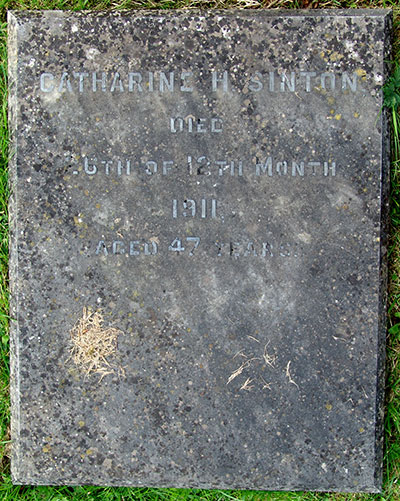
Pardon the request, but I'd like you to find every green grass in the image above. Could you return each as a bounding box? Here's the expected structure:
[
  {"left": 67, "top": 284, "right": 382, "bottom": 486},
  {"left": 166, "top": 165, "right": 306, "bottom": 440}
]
[
  {"left": 1, "top": 2, "right": 400, "bottom": 500},
  {"left": 0, "top": 10, "right": 10, "bottom": 492}
]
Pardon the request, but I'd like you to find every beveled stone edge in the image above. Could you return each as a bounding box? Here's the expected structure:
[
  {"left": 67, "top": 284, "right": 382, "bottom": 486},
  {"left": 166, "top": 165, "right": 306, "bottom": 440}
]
[
  {"left": 373, "top": 9, "right": 393, "bottom": 493},
  {"left": 7, "top": 8, "right": 393, "bottom": 20},
  {"left": 7, "top": 10, "right": 22, "bottom": 484}
]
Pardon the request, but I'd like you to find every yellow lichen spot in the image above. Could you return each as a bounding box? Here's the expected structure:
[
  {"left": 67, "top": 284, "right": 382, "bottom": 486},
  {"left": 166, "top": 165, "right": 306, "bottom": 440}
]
[
  {"left": 73, "top": 215, "right": 88, "bottom": 230},
  {"left": 354, "top": 112, "right": 360, "bottom": 118},
  {"left": 187, "top": 328, "right": 191, "bottom": 333},
  {"left": 330, "top": 109, "right": 335, "bottom": 115},
  {"left": 42, "top": 445, "right": 51, "bottom": 453},
  {"left": 320, "top": 51, "right": 325, "bottom": 58},
  {"left": 355, "top": 68, "right": 366, "bottom": 78},
  {"left": 84, "top": 189, "right": 89, "bottom": 196},
  {"left": 86, "top": 449, "right": 94, "bottom": 455},
  {"left": 325, "top": 403, "right": 332, "bottom": 411},
  {"left": 329, "top": 52, "right": 343, "bottom": 62},
  {"left": 95, "top": 117, "right": 101, "bottom": 122},
  {"left": 78, "top": 420, "right": 85, "bottom": 427},
  {"left": 359, "top": 427, "right": 365, "bottom": 433},
  {"left": 95, "top": 203, "right": 101, "bottom": 209},
  {"left": 334, "top": 114, "right": 342, "bottom": 121},
  {"left": 327, "top": 96, "right": 335, "bottom": 105}
]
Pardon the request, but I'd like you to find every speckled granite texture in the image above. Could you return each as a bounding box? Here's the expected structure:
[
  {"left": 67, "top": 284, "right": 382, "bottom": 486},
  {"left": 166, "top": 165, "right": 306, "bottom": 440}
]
[{"left": 8, "top": 9, "right": 391, "bottom": 491}]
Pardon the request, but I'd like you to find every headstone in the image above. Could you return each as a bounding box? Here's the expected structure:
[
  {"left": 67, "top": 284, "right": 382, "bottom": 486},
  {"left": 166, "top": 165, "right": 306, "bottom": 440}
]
[{"left": 9, "top": 9, "right": 391, "bottom": 492}]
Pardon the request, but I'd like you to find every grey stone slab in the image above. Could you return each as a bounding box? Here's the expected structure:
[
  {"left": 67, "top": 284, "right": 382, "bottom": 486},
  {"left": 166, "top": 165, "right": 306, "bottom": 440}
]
[{"left": 8, "top": 9, "right": 391, "bottom": 492}]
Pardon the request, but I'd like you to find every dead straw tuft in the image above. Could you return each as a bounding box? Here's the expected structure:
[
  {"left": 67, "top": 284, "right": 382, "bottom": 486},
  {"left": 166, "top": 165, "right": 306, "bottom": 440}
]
[{"left": 69, "top": 307, "right": 123, "bottom": 378}]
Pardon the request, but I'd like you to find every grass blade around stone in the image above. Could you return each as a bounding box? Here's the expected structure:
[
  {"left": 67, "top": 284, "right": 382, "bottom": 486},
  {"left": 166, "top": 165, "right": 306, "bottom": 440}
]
[{"left": 0, "top": 19, "right": 10, "bottom": 485}]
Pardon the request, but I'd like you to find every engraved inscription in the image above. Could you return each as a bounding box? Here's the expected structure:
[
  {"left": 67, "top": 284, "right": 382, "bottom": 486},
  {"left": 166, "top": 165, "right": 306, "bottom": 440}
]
[
  {"left": 41, "top": 64, "right": 346, "bottom": 268},
  {"left": 170, "top": 117, "right": 223, "bottom": 133},
  {"left": 168, "top": 237, "right": 201, "bottom": 255},
  {"left": 172, "top": 199, "right": 217, "bottom": 219},
  {"left": 40, "top": 69, "right": 362, "bottom": 94},
  {"left": 95, "top": 239, "right": 158, "bottom": 256},
  {"left": 94, "top": 237, "right": 297, "bottom": 258},
  {"left": 76, "top": 155, "right": 336, "bottom": 178}
]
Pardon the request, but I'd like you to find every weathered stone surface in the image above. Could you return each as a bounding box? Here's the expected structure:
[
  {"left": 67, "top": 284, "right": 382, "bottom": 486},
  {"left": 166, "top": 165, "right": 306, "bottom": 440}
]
[{"left": 9, "top": 9, "right": 391, "bottom": 491}]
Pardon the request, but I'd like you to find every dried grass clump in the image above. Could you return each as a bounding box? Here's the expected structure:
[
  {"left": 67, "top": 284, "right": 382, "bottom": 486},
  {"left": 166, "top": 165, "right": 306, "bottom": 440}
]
[{"left": 69, "top": 307, "right": 123, "bottom": 378}]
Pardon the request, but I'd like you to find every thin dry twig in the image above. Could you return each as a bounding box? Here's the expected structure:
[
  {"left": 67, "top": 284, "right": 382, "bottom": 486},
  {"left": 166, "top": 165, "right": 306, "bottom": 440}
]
[
  {"left": 260, "top": 376, "right": 272, "bottom": 390},
  {"left": 240, "top": 377, "right": 254, "bottom": 391},
  {"left": 227, "top": 361, "right": 249, "bottom": 384},
  {"left": 233, "top": 349, "right": 247, "bottom": 360},
  {"left": 263, "top": 343, "right": 277, "bottom": 367},
  {"left": 285, "top": 361, "right": 299, "bottom": 389},
  {"left": 69, "top": 307, "right": 123, "bottom": 378}
]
